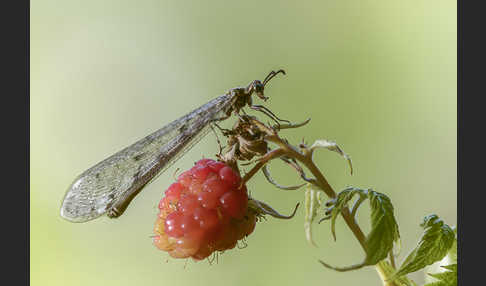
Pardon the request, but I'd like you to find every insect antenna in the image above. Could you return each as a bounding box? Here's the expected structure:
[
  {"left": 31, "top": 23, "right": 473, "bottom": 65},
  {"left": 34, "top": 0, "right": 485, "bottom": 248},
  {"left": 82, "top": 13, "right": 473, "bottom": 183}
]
[{"left": 263, "top": 69, "right": 286, "bottom": 86}]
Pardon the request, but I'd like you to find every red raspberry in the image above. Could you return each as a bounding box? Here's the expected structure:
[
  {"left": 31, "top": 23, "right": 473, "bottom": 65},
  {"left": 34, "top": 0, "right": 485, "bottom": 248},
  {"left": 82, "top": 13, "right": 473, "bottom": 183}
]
[{"left": 153, "top": 158, "right": 257, "bottom": 261}]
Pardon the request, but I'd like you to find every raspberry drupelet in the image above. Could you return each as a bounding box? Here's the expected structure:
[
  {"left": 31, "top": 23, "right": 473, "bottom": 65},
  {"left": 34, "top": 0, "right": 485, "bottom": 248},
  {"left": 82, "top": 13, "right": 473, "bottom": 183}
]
[{"left": 153, "top": 159, "right": 256, "bottom": 261}]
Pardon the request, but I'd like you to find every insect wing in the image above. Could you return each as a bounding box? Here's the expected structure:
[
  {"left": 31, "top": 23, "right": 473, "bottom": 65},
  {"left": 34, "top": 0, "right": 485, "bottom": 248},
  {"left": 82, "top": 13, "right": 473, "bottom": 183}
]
[{"left": 60, "top": 94, "right": 234, "bottom": 222}]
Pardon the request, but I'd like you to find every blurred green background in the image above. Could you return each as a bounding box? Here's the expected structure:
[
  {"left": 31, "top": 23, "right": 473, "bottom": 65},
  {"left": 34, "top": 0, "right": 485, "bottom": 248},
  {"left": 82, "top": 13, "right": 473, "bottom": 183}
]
[{"left": 31, "top": 0, "right": 456, "bottom": 285}]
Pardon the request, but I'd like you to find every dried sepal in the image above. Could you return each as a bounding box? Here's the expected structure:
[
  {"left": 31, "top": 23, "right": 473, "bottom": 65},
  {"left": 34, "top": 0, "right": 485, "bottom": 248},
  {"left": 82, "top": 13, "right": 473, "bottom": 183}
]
[
  {"left": 310, "top": 139, "right": 353, "bottom": 175},
  {"left": 262, "top": 165, "right": 306, "bottom": 191},
  {"left": 304, "top": 186, "right": 323, "bottom": 247},
  {"left": 248, "top": 198, "right": 300, "bottom": 220}
]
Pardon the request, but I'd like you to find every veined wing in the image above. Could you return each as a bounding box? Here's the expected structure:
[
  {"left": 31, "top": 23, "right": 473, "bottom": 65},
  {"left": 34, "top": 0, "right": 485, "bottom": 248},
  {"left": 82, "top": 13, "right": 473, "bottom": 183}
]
[{"left": 60, "top": 93, "right": 234, "bottom": 222}]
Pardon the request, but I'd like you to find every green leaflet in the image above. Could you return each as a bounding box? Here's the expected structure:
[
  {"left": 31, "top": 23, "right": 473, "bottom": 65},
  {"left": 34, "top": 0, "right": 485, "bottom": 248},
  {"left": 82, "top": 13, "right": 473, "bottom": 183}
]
[
  {"left": 323, "top": 187, "right": 400, "bottom": 269},
  {"left": 392, "top": 215, "right": 455, "bottom": 279},
  {"left": 364, "top": 191, "right": 401, "bottom": 265},
  {"left": 329, "top": 187, "right": 364, "bottom": 241},
  {"left": 304, "top": 186, "right": 323, "bottom": 246},
  {"left": 447, "top": 227, "right": 457, "bottom": 262},
  {"left": 424, "top": 264, "right": 457, "bottom": 286}
]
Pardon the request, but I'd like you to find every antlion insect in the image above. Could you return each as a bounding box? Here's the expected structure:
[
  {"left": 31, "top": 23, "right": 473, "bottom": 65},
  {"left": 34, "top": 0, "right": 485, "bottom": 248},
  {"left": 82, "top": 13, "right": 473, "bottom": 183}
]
[{"left": 60, "top": 70, "right": 286, "bottom": 223}]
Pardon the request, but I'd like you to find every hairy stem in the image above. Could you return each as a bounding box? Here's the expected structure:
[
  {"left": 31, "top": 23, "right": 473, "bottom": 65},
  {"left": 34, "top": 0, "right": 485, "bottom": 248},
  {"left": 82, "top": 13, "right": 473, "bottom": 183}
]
[
  {"left": 238, "top": 117, "right": 396, "bottom": 285},
  {"left": 279, "top": 143, "right": 367, "bottom": 249},
  {"left": 264, "top": 135, "right": 396, "bottom": 286}
]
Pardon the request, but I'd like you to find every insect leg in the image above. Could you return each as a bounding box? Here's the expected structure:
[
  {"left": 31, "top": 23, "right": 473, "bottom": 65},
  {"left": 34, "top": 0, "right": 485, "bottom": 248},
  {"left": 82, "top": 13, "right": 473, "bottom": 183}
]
[
  {"left": 250, "top": 104, "right": 290, "bottom": 123},
  {"left": 212, "top": 122, "right": 233, "bottom": 136},
  {"left": 209, "top": 123, "right": 224, "bottom": 156}
]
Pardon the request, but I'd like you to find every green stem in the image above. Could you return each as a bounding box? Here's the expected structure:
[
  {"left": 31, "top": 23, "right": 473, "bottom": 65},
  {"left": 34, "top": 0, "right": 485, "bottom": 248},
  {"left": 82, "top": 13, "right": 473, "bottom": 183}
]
[
  {"left": 241, "top": 118, "right": 396, "bottom": 285},
  {"left": 302, "top": 156, "right": 397, "bottom": 286},
  {"left": 266, "top": 137, "right": 396, "bottom": 286},
  {"left": 376, "top": 261, "right": 397, "bottom": 286},
  {"left": 271, "top": 139, "right": 367, "bottom": 248}
]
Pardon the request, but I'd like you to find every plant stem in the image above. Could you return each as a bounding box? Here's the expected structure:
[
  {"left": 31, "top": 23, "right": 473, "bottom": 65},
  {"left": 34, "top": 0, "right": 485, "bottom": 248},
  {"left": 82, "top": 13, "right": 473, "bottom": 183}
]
[
  {"left": 240, "top": 118, "right": 396, "bottom": 285},
  {"left": 280, "top": 144, "right": 368, "bottom": 249},
  {"left": 265, "top": 136, "right": 396, "bottom": 286},
  {"left": 389, "top": 251, "right": 396, "bottom": 269}
]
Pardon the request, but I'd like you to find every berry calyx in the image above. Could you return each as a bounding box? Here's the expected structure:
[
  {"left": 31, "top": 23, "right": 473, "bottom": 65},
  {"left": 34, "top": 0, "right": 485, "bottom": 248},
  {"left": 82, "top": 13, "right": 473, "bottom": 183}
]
[{"left": 153, "top": 158, "right": 256, "bottom": 261}]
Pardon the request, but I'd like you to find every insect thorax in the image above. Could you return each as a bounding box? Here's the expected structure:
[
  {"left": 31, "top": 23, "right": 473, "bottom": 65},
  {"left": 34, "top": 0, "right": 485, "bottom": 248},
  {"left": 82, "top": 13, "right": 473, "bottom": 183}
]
[{"left": 228, "top": 87, "right": 251, "bottom": 115}]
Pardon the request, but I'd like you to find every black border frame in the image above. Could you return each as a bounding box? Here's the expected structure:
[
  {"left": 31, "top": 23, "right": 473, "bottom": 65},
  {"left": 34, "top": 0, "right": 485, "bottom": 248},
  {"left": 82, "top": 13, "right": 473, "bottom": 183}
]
[{"left": 4, "top": 0, "right": 29, "bottom": 285}]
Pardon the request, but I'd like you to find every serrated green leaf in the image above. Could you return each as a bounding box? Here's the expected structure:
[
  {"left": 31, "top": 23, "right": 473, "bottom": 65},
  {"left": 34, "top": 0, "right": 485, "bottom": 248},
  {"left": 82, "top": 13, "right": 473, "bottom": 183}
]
[
  {"left": 304, "top": 186, "right": 323, "bottom": 246},
  {"left": 447, "top": 227, "right": 457, "bottom": 263},
  {"left": 323, "top": 187, "right": 399, "bottom": 266},
  {"left": 364, "top": 191, "right": 400, "bottom": 265},
  {"left": 393, "top": 215, "right": 455, "bottom": 279},
  {"left": 329, "top": 187, "right": 363, "bottom": 241},
  {"left": 424, "top": 264, "right": 457, "bottom": 286},
  {"left": 310, "top": 139, "right": 353, "bottom": 175},
  {"left": 319, "top": 187, "right": 399, "bottom": 271},
  {"left": 424, "top": 227, "right": 457, "bottom": 284}
]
